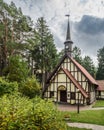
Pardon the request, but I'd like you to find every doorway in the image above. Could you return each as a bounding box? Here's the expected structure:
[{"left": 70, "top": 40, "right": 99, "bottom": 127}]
[{"left": 60, "top": 90, "right": 67, "bottom": 102}]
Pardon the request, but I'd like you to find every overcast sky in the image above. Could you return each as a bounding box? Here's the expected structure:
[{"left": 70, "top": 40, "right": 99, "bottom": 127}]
[{"left": 4, "top": 0, "right": 104, "bottom": 65}]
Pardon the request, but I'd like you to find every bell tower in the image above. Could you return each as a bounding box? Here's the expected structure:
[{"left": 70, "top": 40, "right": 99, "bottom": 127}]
[{"left": 64, "top": 15, "right": 73, "bottom": 56}]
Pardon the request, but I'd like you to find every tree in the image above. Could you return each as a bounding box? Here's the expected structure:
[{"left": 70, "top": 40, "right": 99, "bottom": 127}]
[
  {"left": 0, "top": 0, "right": 33, "bottom": 76},
  {"left": 96, "top": 46, "right": 104, "bottom": 80},
  {"left": 4, "top": 55, "right": 29, "bottom": 82},
  {"left": 73, "top": 46, "right": 83, "bottom": 64},
  {"left": 31, "top": 17, "right": 58, "bottom": 82},
  {"left": 82, "top": 56, "right": 96, "bottom": 77}
]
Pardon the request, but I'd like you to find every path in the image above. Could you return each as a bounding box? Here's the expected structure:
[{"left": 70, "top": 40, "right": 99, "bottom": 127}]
[{"left": 67, "top": 123, "right": 104, "bottom": 130}]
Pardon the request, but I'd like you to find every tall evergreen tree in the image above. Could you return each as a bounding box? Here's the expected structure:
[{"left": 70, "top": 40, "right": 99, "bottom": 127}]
[
  {"left": 73, "top": 46, "right": 83, "bottom": 64},
  {"left": 82, "top": 56, "right": 96, "bottom": 77},
  {"left": 31, "top": 17, "right": 58, "bottom": 82},
  {"left": 0, "top": 0, "right": 33, "bottom": 76},
  {"left": 96, "top": 46, "right": 104, "bottom": 80}
]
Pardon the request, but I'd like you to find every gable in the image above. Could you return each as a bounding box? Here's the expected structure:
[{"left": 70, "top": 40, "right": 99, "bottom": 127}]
[
  {"left": 44, "top": 54, "right": 97, "bottom": 94},
  {"left": 56, "top": 56, "right": 89, "bottom": 88},
  {"left": 50, "top": 69, "right": 70, "bottom": 84}
]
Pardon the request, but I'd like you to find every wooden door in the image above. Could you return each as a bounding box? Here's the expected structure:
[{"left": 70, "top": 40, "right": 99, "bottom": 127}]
[{"left": 60, "top": 90, "right": 67, "bottom": 102}]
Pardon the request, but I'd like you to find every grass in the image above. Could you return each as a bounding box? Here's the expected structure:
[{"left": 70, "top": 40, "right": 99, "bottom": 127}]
[
  {"left": 67, "top": 126, "right": 92, "bottom": 130},
  {"left": 62, "top": 110, "right": 104, "bottom": 126},
  {"left": 93, "top": 100, "right": 104, "bottom": 107}
]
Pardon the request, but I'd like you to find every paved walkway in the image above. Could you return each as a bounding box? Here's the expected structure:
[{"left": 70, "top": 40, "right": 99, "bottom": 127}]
[{"left": 67, "top": 123, "right": 104, "bottom": 130}]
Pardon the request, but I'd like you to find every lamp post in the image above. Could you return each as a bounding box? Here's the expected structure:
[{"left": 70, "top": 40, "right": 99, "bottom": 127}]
[{"left": 77, "top": 89, "right": 80, "bottom": 114}]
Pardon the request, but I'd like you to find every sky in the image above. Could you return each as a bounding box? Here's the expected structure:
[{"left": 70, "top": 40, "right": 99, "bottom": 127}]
[{"left": 4, "top": 0, "right": 104, "bottom": 66}]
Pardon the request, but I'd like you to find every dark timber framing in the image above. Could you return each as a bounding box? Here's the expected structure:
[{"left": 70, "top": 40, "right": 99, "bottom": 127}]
[{"left": 43, "top": 54, "right": 98, "bottom": 105}]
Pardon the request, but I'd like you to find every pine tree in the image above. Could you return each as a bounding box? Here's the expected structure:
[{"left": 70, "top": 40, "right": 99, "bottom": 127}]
[
  {"left": 96, "top": 46, "right": 104, "bottom": 80},
  {"left": 31, "top": 17, "right": 58, "bottom": 82},
  {"left": 82, "top": 56, "right": 96, "bottom": 77}
]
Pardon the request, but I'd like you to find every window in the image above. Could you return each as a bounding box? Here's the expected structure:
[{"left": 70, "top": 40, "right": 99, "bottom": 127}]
[
  {"left": 50, "top": 91, "right": 54, "bottom": 98},
  {"left": 70, "top": 92, "right": 75, "bottom": 99},
  {"left": 99, "top": 91, "right": 101, "bottom": 96}
]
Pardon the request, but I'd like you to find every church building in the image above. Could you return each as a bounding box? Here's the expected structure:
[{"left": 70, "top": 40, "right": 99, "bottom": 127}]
[{"left": 43, "top": 16, "right": 98, "bottom": 105}]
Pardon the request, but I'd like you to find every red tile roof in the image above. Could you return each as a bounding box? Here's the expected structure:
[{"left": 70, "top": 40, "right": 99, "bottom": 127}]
[
  {"left": 96, "top": 80, "right": 104, "bottom": 91},
  {"left": 70, "top": 57, "right": 98, "bottom": 85},
  {"left": 62, "top": 68, "right": 88, "bottom": 98}
]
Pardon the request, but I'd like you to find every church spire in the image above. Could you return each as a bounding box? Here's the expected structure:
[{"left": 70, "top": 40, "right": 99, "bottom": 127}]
[
  {"left": 64, "top": 15, "right": 73, "bottom": 56},
  {"left": 66, "top": 14, "right": 71, "bottom": 40}
]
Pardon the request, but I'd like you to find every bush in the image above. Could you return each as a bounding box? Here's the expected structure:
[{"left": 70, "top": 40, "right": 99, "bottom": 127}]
[
  {"left": 29, "top": 98, "right": 67, "bottom": 130},
  {"left": 0, "top": 94, "right": 32, "bottom": 130},
  {"left": 4, "top": 55, "right": 29, "bottom": 82},
  {"left": 0, "top": 95, "right": 67, "bottom": 130},
  {"left": 19, "top": 76, "right": 41, "bottom": 98},
  {"left": 0, "top": 77, "right": 18, "bottom": 96}
]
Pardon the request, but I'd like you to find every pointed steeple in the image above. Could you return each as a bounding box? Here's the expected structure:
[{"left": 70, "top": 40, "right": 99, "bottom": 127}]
[
  {"left": 64, "top": 15, "right": 73, "bottom": 56},
  {"left": 66, "top": 15, "right": 71, "bottom": 40}
]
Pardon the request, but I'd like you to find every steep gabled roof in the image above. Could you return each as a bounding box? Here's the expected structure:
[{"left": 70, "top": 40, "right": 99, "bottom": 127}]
[
  {"left": 62, "top": 68, "right": 88, "bottom": 98},
  {"left": 46, "top": 54, "right": 97, "bottom": 85},
  {"left": 43, "top": 54, "right": 98, "bottom": 95},
  {"left": 70, "top": 57, "right": 98, "bottom": 85},
  {"left": 96, "top": 80, "right": 104, "bottom": 91}
]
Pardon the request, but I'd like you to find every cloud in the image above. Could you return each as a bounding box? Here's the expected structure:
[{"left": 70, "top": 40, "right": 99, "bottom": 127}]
[
  {"left": 3, "top": 0, "right": 104, "bottom": 66},
  {"left": 75, "top": 15, "right": 104, "bottom": 35},
  {"left": 72, "top": 15, "right": 104, "bottom": 65}
]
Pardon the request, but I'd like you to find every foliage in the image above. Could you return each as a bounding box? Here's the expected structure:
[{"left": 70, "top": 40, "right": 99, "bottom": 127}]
[
  {"left": 0, "top": 77, "right": 18, "bottom": 96},
  {"left": 0, "top": 94, "right": 32, "bottom": 130},
  {"left": 72, "top": 46, "right": 96, "bottom": 77},
  {"left": 31, "top": 17, "right": 58, "bottom": 80},
  {"left": 19, "top": 76, "right": 41, "bottom": 98},
  {"left": 82, "top": 56, "right": 96, "bottom": 77},
  {"left": 0, "top": 0, "right": 33, "bottom": 76},
  {"left": 73, "top": 46, "right": 83, "bottom": 65},
  {"left": 96, "top": 46, "right": 104, "bottom": 80},
  {"left": 4, "top": 55, "right": 29, "bottom": 82},
  {"left": 0, "top": 95, "right": 67, "bottom": 130}
]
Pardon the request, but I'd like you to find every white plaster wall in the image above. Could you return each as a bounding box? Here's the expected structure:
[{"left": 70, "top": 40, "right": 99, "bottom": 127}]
[{"left": 58, "top": 73, "right": 66, "bottom": 82}]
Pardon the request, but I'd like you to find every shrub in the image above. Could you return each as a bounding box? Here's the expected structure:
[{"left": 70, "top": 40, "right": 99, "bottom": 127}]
[
  {"left": 0, "top": 77, "right": 18, "bottom": 96},
  {"left": 0, "top": 95, "right": 67, "bottom": 130},
  {"left": 29, "top": 98, "right": 67, "bottom": 130},
  {"left": 19, "top": 76, "right": 41, "bottom": 98}
]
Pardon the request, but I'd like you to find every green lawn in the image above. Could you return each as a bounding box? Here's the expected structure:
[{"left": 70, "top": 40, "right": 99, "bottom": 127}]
[
  {"left": 93, "top": 100, "right": 104, "bottom": 107},
  {"left": 62, "top": 110, "right": 104, "bottom": 126},
  {"left": 67, "top": 126, "right": 92, "bottom": 130}
]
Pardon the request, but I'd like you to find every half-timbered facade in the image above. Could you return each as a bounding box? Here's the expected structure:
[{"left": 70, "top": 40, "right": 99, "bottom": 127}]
[{"left": 43, "top": 16, "right": 98, "bottom": 105}]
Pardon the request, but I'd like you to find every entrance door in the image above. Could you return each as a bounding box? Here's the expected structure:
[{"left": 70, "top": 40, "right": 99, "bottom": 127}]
[{"left": 60, "top": 90, "right": 67, "bottom": 102}]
